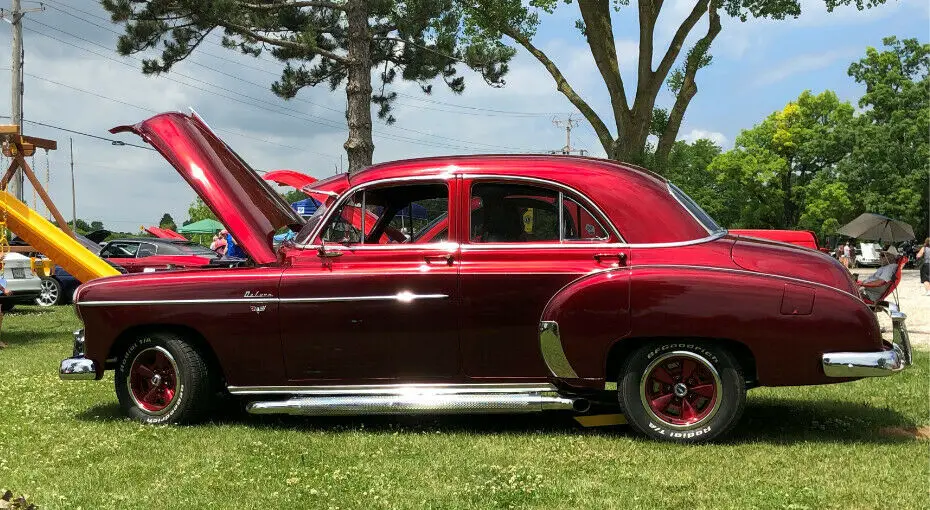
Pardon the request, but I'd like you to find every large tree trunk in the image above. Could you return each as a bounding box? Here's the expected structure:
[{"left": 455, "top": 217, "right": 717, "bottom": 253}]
[{"left": 344, "top": 0, "right": 373, "bottom": 174}]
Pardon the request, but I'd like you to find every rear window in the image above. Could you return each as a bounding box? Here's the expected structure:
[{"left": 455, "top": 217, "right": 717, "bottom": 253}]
[{"left": 668, "top": 183, "right": 723, "bottom": 234}]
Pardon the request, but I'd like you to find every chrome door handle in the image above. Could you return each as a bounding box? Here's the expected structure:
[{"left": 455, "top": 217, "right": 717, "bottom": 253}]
[
  {"left": 424, "top": 255, "right": 454, "bottom": 266},
  {"left": 594, "top": 253, "right": 627, "bottom": 265}
]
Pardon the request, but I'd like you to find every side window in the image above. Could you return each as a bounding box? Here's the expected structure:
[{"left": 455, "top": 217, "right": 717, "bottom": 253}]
[
  {"left": 320, "top": 191, "right": 364, "bottom": 243},
  {"left": 562, "top": 196, "right": 609, "bottom": 241},
  {"left": 138, "top": 243, "right": 157, "bottom": 257},
  {"left": 471, "top": 183, "right": 560, "bottom": 243},
  {"left": 471, "top": 182, "right": 610, "bottom": 243},
  {"left": 101, "top": 242, "right": 139, "bottom": 258},
  {"left": 318, "top": 183, "right": 449, "bottom": 244}
]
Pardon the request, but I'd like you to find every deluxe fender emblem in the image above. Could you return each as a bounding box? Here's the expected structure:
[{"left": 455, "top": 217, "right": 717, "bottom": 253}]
[{"left": 244, "top": 291, "right": 273, "bottom": 298}]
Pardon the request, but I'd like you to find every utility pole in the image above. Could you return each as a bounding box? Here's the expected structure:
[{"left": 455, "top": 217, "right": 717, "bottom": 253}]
[
  {"left": 549, "top": 115, "right": 587, "bottom": 156},
  {"left": 1, "top": 0, "right": 45, "bottom": 200},
  {"left": 70, "top": 137, "right": 75, "bottom": 227}
]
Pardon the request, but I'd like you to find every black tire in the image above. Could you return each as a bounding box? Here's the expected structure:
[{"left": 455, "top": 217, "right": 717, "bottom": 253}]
[
  {"left": 0, "top": 303, "right": 14, "bottom": 312},
  {"left": 114, "top": 332, "right": 216, "bottom": 425},
  {"left": 35, "top": 277, "right": 62, "bottom": 307},
  {"left": 619, "top": 341, "right": 745, "bottom": 443}
]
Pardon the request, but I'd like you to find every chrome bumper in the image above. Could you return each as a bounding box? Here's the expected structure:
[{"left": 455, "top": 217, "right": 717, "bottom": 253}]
[
  {"left": 59, "top": 328, "right": 97, "bottom": 381},
  {"left": 822, "top": 310, "right": 912, "bottom": 378}
]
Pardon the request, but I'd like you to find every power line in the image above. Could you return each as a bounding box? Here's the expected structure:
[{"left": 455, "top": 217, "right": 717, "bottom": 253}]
[
  {"left": 44, "top": 0, "right": 566, "bottom": 120},
  {"left": 0, "top": 113, "right": 154, "bottom": 150},
  {"left": 24, "top": 19, "right": 528, "bottom": 153}
]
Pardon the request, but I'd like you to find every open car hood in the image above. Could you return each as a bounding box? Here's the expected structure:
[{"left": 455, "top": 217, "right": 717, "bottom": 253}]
[{"left": 112, "top": 112, "right": 303, "bottom": 264}]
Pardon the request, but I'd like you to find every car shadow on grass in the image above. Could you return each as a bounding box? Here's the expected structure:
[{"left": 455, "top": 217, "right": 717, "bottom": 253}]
[{"left": 74, "top": 397, "right": 920, "bottom": 445}]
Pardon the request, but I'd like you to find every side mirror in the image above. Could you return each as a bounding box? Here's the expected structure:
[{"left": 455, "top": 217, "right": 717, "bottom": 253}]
[{"left": 317, "top": 239, "right": 343, "bottom": 259}]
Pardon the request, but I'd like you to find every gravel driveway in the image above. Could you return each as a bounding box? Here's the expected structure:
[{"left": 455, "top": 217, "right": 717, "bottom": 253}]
[{"left": 880, "top": 269, "right": 928, "bottom": 351}]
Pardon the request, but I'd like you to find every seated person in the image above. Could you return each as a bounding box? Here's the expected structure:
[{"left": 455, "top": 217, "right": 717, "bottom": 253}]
[{"left": 857, "top": 250, "right": 899, "bottom": 302}]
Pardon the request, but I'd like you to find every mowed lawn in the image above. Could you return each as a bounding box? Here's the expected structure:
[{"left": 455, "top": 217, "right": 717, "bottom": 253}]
[{"left": 0, "top": 306, "right": 927, "bottom": 510}]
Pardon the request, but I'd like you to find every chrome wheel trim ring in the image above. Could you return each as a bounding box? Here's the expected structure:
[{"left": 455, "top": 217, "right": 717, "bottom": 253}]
[
  {"left": 126, "top": 346, "right": 180, "bottom": 416},
  {"left": 639, "top": 350, "right": 723, "bottom": 430}
]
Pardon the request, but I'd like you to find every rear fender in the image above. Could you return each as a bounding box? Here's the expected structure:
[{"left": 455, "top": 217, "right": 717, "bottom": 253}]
[{"left": 540, "top": 268, "right": 631, "bottom": 382}]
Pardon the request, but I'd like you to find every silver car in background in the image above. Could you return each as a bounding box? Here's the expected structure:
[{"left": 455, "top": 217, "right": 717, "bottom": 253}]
[{"left": 0, "top": 252, "right": 42, "bottom": 311}]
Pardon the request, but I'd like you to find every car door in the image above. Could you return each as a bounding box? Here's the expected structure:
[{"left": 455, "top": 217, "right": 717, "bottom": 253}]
[
  {"left": 278, "top": 178, "right": 461, "bottom": 382},
  {"left": 457, "top": 177, "right": 631, "bottom": 379}
]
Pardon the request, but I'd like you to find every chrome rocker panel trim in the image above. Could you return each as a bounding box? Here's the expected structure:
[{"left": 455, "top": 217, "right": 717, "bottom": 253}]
[
  {"left": 539, "top": 321, "right": 578, "bottom": 379},
  {"left": 822, "top": 311, "right": 911, "bottom": 378},
  {"left": 247, "top": 392, "right": 579, "bottom": 416},
  {"left": 228, "top": 382, "right": 557, "bottom": 396}
]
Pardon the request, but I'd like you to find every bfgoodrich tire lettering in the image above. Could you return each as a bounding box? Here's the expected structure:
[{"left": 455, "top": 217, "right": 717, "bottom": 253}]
[
  {"left": 619, "top": 342, "right": 746, "bottom": 443},
  {"left": 114, "top": 332, "right": 215, "bottom": 425}
]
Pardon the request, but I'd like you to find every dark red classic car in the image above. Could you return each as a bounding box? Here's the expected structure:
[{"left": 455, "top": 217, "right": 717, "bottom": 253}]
[{"left": 60, "top": 112, "right": 911, "bottom": 443}]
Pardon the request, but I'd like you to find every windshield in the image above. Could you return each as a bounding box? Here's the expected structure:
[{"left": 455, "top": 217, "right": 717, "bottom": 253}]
[
  {"left": 668, "top": 182, "right": 724, "bottom": 234},
  {"left": 295, "top": 201, "right": 330, "bottom": 243},
  {"left": 173, "top": 242, "right": 220, "bottom": 257}
]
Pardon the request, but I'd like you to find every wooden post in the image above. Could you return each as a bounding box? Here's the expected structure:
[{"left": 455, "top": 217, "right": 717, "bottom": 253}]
[{"left": 13, "top": 151, "right": 74, "bottom": 238}]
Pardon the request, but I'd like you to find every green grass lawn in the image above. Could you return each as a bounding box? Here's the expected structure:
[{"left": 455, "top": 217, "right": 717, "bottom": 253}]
[{"left": 0, "top": 306, "right": 927, "bottom": 510}]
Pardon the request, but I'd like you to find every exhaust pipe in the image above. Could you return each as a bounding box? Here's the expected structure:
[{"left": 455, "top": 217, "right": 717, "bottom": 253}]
[{"left": 247, "top": 392, "right": 581, "bottom": 416}]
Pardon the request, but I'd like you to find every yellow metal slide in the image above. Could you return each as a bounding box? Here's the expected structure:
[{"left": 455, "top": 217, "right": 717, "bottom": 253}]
[{"left": 0, "top": 190, "right": 119, "bottom": 282}]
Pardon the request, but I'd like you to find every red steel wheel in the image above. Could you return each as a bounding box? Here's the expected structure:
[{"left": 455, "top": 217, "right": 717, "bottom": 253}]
[
  {"left": 640, "top": 351, "right": 722, "bottom": 428},
  {"left": 128, "top": 346, "right": 179, "bottom": 414}
]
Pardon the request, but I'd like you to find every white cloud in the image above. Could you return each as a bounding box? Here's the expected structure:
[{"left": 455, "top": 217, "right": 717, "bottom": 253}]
[
  {"left": 680, "top": 129, "right": 728, "bottom": 147},
  {"left": 753, "top": 49, "right": 855, "bottom": 86}
]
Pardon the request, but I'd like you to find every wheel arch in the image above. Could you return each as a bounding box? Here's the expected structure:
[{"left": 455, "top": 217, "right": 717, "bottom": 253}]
[
  {"left": 605, "top": 337, "right": 758, "bottom": 388},
  {"left": 105, "top": 324, "right": 225, "bottom": 383}
]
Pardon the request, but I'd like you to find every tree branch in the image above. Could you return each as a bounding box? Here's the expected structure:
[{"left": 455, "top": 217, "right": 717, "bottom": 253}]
[
  {"left": 578, "top": 0, "right": 629, "bottom": 132},
  {"left": 655, "top": 4, "right": 721, "bottom": 169},
  {"left": 636, "top": 0, "right": 660, "bottom": 101},
  {"left": 237, "top": 1, "right": 346, "bottom": 11},
  {"left": 223, "top": 21, "right": 348, "bottom": 63},
  {"left": 501, "top": 26, "right": 614, "bottom": 153},
  {"left": 654, "top": 0, "right": 708, "bottom": 82}
]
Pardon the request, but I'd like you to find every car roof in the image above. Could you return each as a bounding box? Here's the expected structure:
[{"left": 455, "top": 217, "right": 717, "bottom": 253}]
[{"left": 343, "top": 155, "right": 708, "bottom": 244}]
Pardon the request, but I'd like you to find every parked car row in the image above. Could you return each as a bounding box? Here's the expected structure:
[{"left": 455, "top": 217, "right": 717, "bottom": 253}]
[{"left": 35, "top": 236, "right": 221, "bottom": 306}]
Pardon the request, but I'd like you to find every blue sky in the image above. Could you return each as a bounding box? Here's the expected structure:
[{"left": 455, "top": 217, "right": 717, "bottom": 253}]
[{"left": 0, "top": 0, "right": 926, "bottom": 229}]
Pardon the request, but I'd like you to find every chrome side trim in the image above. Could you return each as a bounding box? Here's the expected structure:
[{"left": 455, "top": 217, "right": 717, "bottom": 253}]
[
  {"left": 78, "top": 292, "right": 448, "bottom": 307},
  {"left": 539, "top": 321, "right": 579, "bottom": 379},
  {"left": 78, "top": 298, "right": 279, "bottom": 306},
  {"left": 283, "top": 292, "right": 448, "bottom": 303},
  {"left": 229, "top": 382, "right": 557, "bottom": 396},
  {"left": 624, "top": 229, "right": 728, "bottom": 249},
  {"left": 246, "top": 392, "right": 577, "bottom": 416}
]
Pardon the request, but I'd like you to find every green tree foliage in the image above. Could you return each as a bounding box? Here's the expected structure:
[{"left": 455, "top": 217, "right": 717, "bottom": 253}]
[
  {"left": 677, "top": 91, "right": 855, "bottom": 240},
  {"left": 460, "top": 0, "right": 885, "bottom": 170},
  {"left": 158, "top": 213, "right": 178, "bottom": 231},
  {"left": 89, "top": 220, "right": 105, "bottom": 231},
  {"left": 185, "top": 197, "right": 217, "bottom": 225},
  {"left": 674, "top": 38, "right": 929, "bottom": 242},
  {"left": 840, "top": 37, "right": 929, "bottom": 240},
  {"left": 102, "top": 0, "right": 514, "bottom": 172}
]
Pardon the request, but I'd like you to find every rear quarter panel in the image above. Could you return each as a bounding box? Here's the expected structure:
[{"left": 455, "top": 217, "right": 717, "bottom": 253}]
[{"left": 543, "top": 240, "right": 881, "bottom": 388}]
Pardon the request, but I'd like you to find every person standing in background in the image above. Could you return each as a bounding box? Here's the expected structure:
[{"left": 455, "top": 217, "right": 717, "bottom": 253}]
[
  {"left": 0, "top": 276, "right": 8, "bottom": 349},
  {"left": 918, "top": 238, "right": 930, "bottom": 296},
  {"left": 842, "top": 241, "right": 852, "bottom": 268}
]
